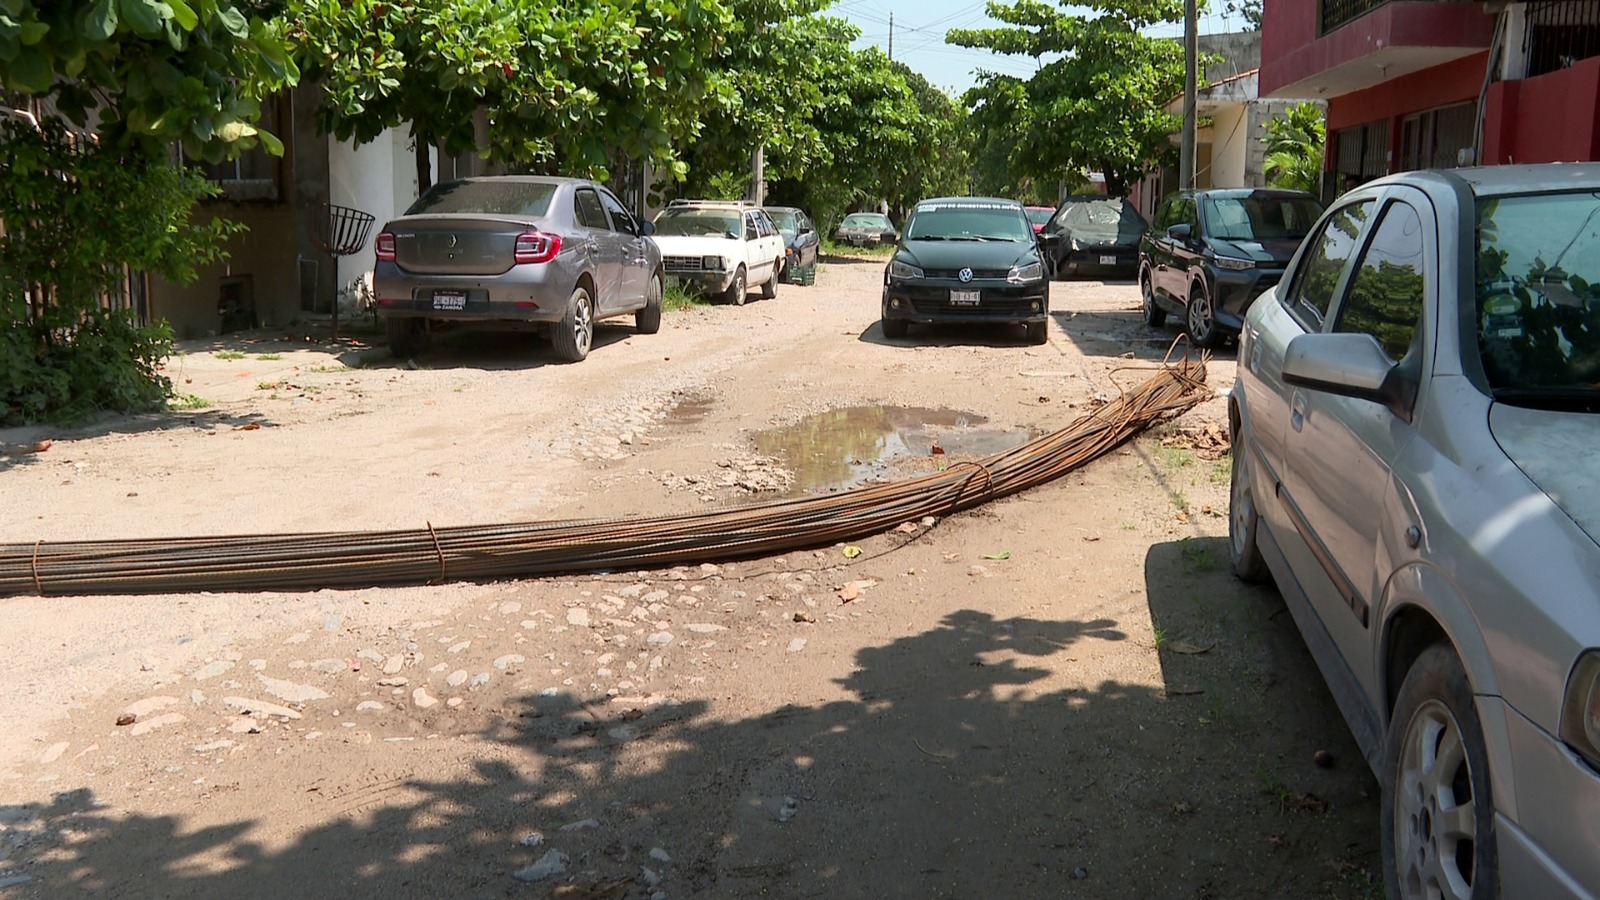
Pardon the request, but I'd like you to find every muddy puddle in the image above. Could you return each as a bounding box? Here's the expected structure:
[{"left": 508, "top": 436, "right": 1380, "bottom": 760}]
[{"left": 752, "top": 406, "right": 1034, "bottom": 494}]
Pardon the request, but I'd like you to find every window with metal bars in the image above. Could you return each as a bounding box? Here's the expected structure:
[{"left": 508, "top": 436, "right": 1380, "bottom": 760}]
[
  {"left": 1399, "top": 102, "right": 1477, "bottom": 171},
  {"left": 1527, "top": 0, "right": 1600, "bottom": 77},
  {"left": 1321, "top": 0, "right": 1389, "bottom": 34}
]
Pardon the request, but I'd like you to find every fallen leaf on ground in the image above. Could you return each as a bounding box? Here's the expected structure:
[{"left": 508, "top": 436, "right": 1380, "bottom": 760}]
[
  {"left": 837, "top": 583, "right": 859, "bottom": 603},
  {"left": 1288, "top": 793, "right": 1329, "bottom": 814},
  {"left": 794, "top": 611, "right": 816, "bottom": 623},
  {"left": 1175, "top": 512, "right": 1190, "bottom": 524},
  {"left": 842, "top": 545, "right": 862, "bottom": 559},
  {"left": 942, "top": 552, "right": 959, "bottom": 561},
  {"left": 1168, "top": 641, "right": 1214, "bottom": 655},
  {"left": 548, "top": 878, "right": 633, "bottom": 900},
  {"left": 896, "top": 522, "right": 919, "bottom": 534},
  {"left": 981, "top": 551, "right": 1011, "bottom": 560},
  {"left": 1082, "top": 535, "right": 1101, "bottom": 542},
  {"left": 232, "top": 422, "right": 261, "bottom": 431}
]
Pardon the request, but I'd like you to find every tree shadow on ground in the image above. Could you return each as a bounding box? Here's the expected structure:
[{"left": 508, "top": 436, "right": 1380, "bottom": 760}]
[{"left": 2, "top": 604, "right": 1382, "bottom": 900}]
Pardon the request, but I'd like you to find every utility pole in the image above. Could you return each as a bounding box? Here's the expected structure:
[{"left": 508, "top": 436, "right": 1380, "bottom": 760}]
[
  {"left": 1180, "top": 0, "right": 1197, "bottom": 189},
  {"left": 751, "top": 145, "right": 765, "bottom": 205},
  {"left": 889, "top": 12, "right": 894, "bottom": 60}
]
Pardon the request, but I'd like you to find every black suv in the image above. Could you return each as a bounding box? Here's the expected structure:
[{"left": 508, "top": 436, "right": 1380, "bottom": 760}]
[
  {"left": 880, "top": 197, "right": 1050, "bottom": 344},
  {"left": 1138, "top": 188, "right": 1322, "bottom": 347}
]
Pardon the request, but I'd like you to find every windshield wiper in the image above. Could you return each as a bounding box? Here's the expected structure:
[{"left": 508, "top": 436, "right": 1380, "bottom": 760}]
[
  {"left": 910, "top": 235, "right": 949, "bottom": 241},
  {"left": 1492, "top": 386, "right": 1600, "bottom": 412}
]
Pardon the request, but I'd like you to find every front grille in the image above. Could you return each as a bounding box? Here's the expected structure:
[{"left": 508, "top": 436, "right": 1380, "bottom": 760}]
[
  {"left": 664, "top": 256, "right": 705, "bottom": 273},
  {"left": 906, "top": 295, "right": 1037, "bottom": 317},
  {"left": 923, "top": 268, "right": 1009, "bottom": 280}
]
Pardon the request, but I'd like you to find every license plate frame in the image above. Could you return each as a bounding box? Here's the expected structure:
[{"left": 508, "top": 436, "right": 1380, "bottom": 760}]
[
  {"left": 949, "top": 289, "right": 981, "bottom": 306},
  {"left": 431, "top": 290, "right": 468, "bottom": 311},
  {"left": 1099, "top": 254, "right": 1118, "bottom": 266}
]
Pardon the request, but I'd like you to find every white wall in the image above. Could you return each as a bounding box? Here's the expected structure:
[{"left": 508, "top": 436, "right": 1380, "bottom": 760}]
[
  {"left": 1208, "top": 104, "right": 1250, "bottom": 188},
  {"left": 327, "top": 128, "right": 434, "bottom": 307}
]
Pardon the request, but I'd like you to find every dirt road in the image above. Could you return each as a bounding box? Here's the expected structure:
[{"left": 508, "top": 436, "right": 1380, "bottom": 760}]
[{"left": 0, "top": 257, "right": 1380, "bottom": 898}]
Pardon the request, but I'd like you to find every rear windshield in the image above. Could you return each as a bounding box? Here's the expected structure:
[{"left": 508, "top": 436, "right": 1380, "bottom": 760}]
[
  {"left": 842, "top": 214, "right": 891, "bottom": 228},
  {"left": 766, "top": 210, "right": 797, "bottom": 233},
  {"left": 1062, "top": 198, "right": 1147, "bottom": 232},
  {"left": 1200, "top": 194, "right": 1322, "bottom": 241},
  {"left": 405, "top": 181, "right": 556, "bottom": 217},
  {"left": 654, "top": 208, "right": 741, "bottom": 237},
  {"left": 1026, "top": 208, "right": 1054, "bottom": 225},
  {"left": 906, "top": 203, "right": 1032, "bottom": 242},
  {"left": 1477, "top": 190, "right": 1600, "bottom": 398}
]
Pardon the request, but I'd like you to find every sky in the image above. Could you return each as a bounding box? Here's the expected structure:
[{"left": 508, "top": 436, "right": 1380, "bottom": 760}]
[{"left": 831, "top": 1, "right": 1246, "bottom": 96}]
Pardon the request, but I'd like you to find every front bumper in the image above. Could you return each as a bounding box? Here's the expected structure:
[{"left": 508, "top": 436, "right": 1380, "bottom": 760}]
[
  {"left": 1492, "top": 696, "right": 1600, "bottom": 897},
  {"left": 372, "top": 262, "right": 572, "bottom": 324},
  {"left": 662, "top": 257, "right": 734, "bottom": 294},
  {"left": 882, "top": 278, "right": 1049, "bottom": 325},
  {"left": 1209, "top": 264, "right": 1285, "bottom": 333}
]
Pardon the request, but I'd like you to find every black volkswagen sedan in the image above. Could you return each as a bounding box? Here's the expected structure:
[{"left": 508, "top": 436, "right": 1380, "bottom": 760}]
[
  {"left": 1137, "top": 188, "right": 1322, "bottom": 348},
  {"left": 880, "top": 198, "right": 1050, "bottom": 344}
]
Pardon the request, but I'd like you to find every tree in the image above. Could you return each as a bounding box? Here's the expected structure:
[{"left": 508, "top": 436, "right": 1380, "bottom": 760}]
[
  {"left": 1261, "top": 101, "right": 1325, "bottom": 195},
  {"left": 949, "top": 0, "right": 1187, "bottom": 197},
  {"left": 1224, "top": 0, "right": 1262, "bottom": 29}
]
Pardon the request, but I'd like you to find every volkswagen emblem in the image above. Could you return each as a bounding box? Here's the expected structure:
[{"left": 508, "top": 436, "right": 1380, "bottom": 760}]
[{"left": 958, "top": 267, "right": 973, "bottom": 283}]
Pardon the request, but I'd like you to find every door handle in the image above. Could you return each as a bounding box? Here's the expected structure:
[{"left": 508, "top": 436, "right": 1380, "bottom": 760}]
[{"left": 1290, "top": 391, "right": 1308, "bottom": 433}]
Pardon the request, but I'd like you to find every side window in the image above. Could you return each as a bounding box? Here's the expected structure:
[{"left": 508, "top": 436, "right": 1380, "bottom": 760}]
[
  {"left": 1180, "top": 197, "right": 1200, "bottom": 231},
  {"left": 1334, "top": 201, "right": 1426, "bottom": 361},
  {"left": 1283, "top": 200, "right": 1374, "bottom": 330},
  {"left": 574, "top": 189, "right": 608, "bottom": 230},
  {"left": 744, "top": 214, "right": 759, "bottom": 241},
  {"left": 597, "top": 189, "right": 635, "bottom": 234},
  {"left": 799, "top": 213, "right": 813, "bottom": 233},
  {"left": 1154, "top": 196, "right": 1176, "bottom": 231}
]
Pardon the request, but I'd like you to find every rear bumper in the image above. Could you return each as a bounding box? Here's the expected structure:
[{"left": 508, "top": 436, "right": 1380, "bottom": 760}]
[
  {"left": 372, "top": 261, "right": 571, "bottom": 323},
  {"left": 882, "top": 279, "right": 1048, "bottom": 325},
  {"left": 1061, "top": 247, "right": 1138, "bottom": 276}
]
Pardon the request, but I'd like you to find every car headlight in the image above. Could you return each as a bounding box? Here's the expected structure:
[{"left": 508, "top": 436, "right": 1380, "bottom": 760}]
[
  {"left": 1561, "top": 651, "right": 1600, "bottom": 770},
  {"left": 1008, "top": 261, "right": 1045, "bottom": 283},
  {"left": 888, "top": 260, "right": 924, "bottom": 281},
  {"left": 1213, "top": 255, "right": 1255, "bottom": 271},
  {"left": 702, "top": 255, "right": 724, "bottom": 270}
]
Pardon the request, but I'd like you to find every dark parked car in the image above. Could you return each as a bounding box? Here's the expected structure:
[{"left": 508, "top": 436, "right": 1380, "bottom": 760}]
[
  {"left": 1230, "top": 163, "right": 1600, "bottom": 899},
  {"left": 763, "top": 205, "right": 820, "bottom": 282},
  {"left": 1138, "top": 187, "right": 1322, "bottom": 348},
  {"left": 373, "top": 176, "right": 663, "bottom": 362},
  {"left": 834, "top": 212, "right": 898, "bottom": 247},
  {"left": 1041, "top": 195, "right": 1147, "bottom": 279},
  {"left": 880, "top": 197, "right": 1049, "bottom": 344}
]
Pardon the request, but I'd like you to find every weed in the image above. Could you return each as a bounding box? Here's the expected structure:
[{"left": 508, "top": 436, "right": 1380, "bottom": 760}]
[
  {"left": 663, "top": 283, "right": 706, "bottom": 312},
  {"left": 1155, "top": 444, "right": 1195, "bottom": 469},
  {"left": 1180, "top": 537, "right": 1220, "bottom": 572},
  {"left": 1174, "top": 491, "right": 1191, "bottom": 513},
  {"left": 255, "top": 380, "right": 283, "bottom": 391},
  {"left": 1257, "top": 768, "right": 1294, "bottom": 813},
  {"left": 255, "top": 352, "right": 283, "bottom": 361},
  {"left": 170, "top": 393, "right": 210, "bottom": 410},
  {"left": 1210, "top": 458, "right": 1231, "bottom": 486},
  {"left": 1119, "top": 521, "right": 1139, "bottom": 531},
  {"left": 307, "top": 363, "right": 348, "bottom": 373},
  {"left": 214, "top": 350, "right": 245, "bottom": 360},
  {"left": 1151, "top": 621, "right": 1169, "bottom": 651}
]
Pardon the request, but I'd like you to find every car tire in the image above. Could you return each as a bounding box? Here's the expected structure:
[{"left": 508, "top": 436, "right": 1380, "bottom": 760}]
[
  {"left": 552, "top": 284, "right": 594, "bottom": 363},
  {"left": 1227, "top": 433, "right": 1269, "bottom": 583},
  {"left": 724, "top": 265, "right": 747, "bottom": 306},
  {"left": 1025, "top": 321, "right": 1048, "bottom": 345},
  {"left": 1382, "top": 644, "right": 1500, "bottom": 900},
  {"left": 881, "top": 317, "right": 908, "bottom": 339},
  {"left": 1140, "top": 268, "right": 1166, "bottom": 327},
  {"left": 1186, "top": 280, "right": 1222, "bottom": 349},
  {"left": 635, "top": 273, "right": 663, "bottom": 335},
  {"left": 761, "top": 262, "right": 779, "bottom": 299},
  {"left": 386, "top": 316, "right": 424, "bottom": 358}
]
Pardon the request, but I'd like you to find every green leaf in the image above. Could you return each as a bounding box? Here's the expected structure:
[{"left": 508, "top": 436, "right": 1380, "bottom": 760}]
[
  {"left": 256, "top": 128, "right": 283, "bottom": 156},
  {"left": 118, "top": 0, "right": 164, "bottom": 35},
  {"left": 83, "top": 0, "right": 118, "bottom": 41},
  {"left": 842, "top": 545, "right": 862, "bottom": 559},
  {"left": 216, "top": 4, "right": 247, "bottom": 39},
  {"left": 981, "top": 551, "right": 1011, "bottom": 560},
  {"left": 166, "top": 0, "right": 197, "bottom": 30},
  {"left": 7, "top": 43, "right": 50, "bottom": 92},
  {"left": 18, "top": 20, "right": 48, "bottom": 44}
]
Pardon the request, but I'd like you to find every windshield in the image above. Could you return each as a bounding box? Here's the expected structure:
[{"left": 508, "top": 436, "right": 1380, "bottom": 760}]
[
  {"left": 1477, "top": 190, "right": 1600, "bottom": 399},
  {"left": 766, "top": 209, "right": 797, "bottom": 234},
  {"left": 1200, "top": 195, "right": 1322, "bottom": 241},
  {"left": 405, "top": 181, "right": 555, "bottom": 217},
  {"left": 654, "top": 208, "right": 740, "bottom": 237},
  {"left": 906, "top": 203, "right": 1033, "bottom": 242},
  {"left": 842, "top": 214, "right": 891, "bottom": 229}
]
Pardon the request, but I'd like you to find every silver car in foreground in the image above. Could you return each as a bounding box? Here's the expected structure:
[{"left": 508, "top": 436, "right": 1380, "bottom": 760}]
[
  {"left": 373, "top": 176, "right": 663, "bottom": 362},
  {"left": 1230, "top": 163, "right": 1600, "bottom": 899}
]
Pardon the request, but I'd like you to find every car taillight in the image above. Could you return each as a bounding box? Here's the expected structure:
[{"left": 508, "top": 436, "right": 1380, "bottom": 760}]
[
  {"left": 375, "top": 231, "right": 396, "bottom": 262},
  {"left": 515, "top": 231, "right": 561, "bottom": 264}
]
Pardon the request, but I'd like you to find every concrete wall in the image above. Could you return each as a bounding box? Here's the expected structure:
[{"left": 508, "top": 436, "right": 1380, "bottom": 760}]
[
  {"left": 1208, "top": 104, "right": 1250, "bottom": 188},
  {"left": 327, "top": 128, "right": 430, "bottom": 310},
  {"left": 148, "top": 205, "right": 300, "bottom": 339},
  {"left": 1485, "top": 55, "right": 1600, "bottom": 164}
]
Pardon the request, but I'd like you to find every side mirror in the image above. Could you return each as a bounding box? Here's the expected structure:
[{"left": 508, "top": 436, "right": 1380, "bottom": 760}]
[
  {"left": 639, "top": 220, "right": 656, "bottom": 237},
  {"left": 1283, "top": 332, "right": 1412, "bottom": 420},
  {"left": 1167, "top": 223, "right": 1193, "bottom": 241}
]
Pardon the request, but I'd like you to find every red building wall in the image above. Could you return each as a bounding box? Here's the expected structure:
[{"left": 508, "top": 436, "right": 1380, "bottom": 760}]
[
  {"left": 1261, "top": 0, "right": 1495, "bottom": 98},
  {"left": 1326, "top": 52, "right": 1488, "bottom": 132},
  {"left": 1484, "top": 57, "right": 1600, "bottom": 165}
]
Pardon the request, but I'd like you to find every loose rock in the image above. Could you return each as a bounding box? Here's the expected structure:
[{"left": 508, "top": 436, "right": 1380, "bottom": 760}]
[{"left": 511, "top": 849, "right": 569, "bottom": 883}]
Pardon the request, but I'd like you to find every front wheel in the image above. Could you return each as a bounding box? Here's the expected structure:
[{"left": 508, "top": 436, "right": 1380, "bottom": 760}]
[
  {"left": 552, "top": 284, "right": 594, "bottom": 362},
  {"left": 724, "top": 265, "right": 748, "bottom": 306},
  {"left": 1140, "top": 269, "right": 1166, "bottom": 327},
  {"left": 635, "top": 273, "right": 663, "bottom": 335},
  {"left": 1186, "top": 281, "right": 1222, "bottom": 349},
  {"left": 1025, "top": 321, "right": 1048, "bottom": 345},
  {"left": 1383, "top": 645, "right": 1499, "bottom": 900}
]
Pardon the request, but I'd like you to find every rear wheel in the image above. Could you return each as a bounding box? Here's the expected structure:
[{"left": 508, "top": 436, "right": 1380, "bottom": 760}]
[
  {"left": 635, "top": 273, "right": 663, "bottom": 335},
  {"left": 552, "top": 284, "right": 594, "bottom": 362},
  {"left": 1186, "top": 280, "right": 1222, "bottom": 349},
  {"left": 1228, "top": 433, "right": 1268, "bottom": 582},
  {"left": 760, "top": 261, "right": 779, "bottom": 299},
  {"left": 1140, "top": 268, "right": 1166, "bottom": 327},
  {"left": 724, "top": 265, "right": 748, "bottom": 306},
  {"left": 1025, "top": 321, "right": 1048, "bottom": 345},
  {"left": 386, "top": 316, "right": 424, "bottom": 358},
  {"left": 1383, "top": 645, "right": 1499, "bottom": 900},
  {"left": 881, "top": 317, "right": 908, "bottom": 339}
]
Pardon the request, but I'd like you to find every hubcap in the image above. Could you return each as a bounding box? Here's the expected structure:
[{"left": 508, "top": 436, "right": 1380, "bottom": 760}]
[
  {"left": 1189, "top": 290, "right": 1213, "bottom": 339},
  {"left": 1394, "top": 699, "right": 1477, "bottom": 900},
  {"left": 1229, "top": 451, "right": 1252, "bottom": 559},
  {"left": 1141, "top": 275, "right": 1154, "bottom": 313}
]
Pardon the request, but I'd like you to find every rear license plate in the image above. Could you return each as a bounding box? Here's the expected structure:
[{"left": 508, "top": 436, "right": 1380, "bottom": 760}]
[
  {"left": 950, "top": 289, "right": 981, "bottom": 306},
  {"left": 432, "top": 290, "right": 467, "bottom": 311},
  {"left": 1099, "top": 255, "right": 1118, "bottom": 266}
]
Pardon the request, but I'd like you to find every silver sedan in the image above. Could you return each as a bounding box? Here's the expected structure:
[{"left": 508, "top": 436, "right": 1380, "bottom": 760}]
[
  {"left": 373, "top": 176, "right": 663, "bottom": 362},
  {"left": 1230, "top": 163, "right": 1600, "bottom": 899}
]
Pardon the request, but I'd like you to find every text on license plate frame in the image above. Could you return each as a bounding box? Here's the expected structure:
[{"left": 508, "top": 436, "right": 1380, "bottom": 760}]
[
  {"left": 949, "top": 289, "right": 981, "bottom": 306},
  {"left": 432, "top": 290, "right": 468, "bottom": 311},
  {"left": 1099, "top": 254, "right": 1118, "bottom": 266}
]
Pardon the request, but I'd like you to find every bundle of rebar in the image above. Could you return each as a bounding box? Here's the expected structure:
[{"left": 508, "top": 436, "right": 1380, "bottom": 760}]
[{"left": 0, "top": 358, "right": 1208, "bottom": 598}]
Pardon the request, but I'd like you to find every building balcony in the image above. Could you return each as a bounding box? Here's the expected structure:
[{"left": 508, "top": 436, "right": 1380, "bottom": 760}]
[{"left": 1261, "top": 0, "right": 1497, "bottom": 98}]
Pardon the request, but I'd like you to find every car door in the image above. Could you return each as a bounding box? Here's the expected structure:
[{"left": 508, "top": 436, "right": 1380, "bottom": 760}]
[
  {"left": 598, "top": 187, "right": 650, "bottom": 307},
  {"left": 1143, "top": 195, "right": 1175, "bottom": 293},
  {"left": 1168, "top": 196, "right": 1203, "bottom": 305},
  {"left": 1280, "top": 192, "right": 1430, "bottom": 699},
  {"left": 797, "top": 212, "right": 819, "bottom": 266},
  {"left": 757, "top": 211, "right": 783, "bottom": 270},
  {"left": 573, "top": 187, "right": 622, "bottom": 312}
]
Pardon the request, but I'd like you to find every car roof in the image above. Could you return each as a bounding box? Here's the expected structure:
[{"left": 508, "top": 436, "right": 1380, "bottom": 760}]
[
  {"left": 448, "top": 175, "right": 589, "bottom": 187},
  {"left": 916, "top": 197, "right": 1022, "bottom": 208},
  {"left": 1185, "top": 187, "right": 1317, "bottom": 200},
  {"left": 761, "top": 205, "right": 803, "bottom": 213},
  {"left": 1381, "top": 162, "right": 1600, "bottom": 198}
]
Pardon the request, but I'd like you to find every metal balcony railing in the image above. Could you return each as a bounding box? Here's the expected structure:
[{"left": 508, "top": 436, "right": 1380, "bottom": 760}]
[{"left": 1321, "top": 0, "right": 1390, "bottom": 33}]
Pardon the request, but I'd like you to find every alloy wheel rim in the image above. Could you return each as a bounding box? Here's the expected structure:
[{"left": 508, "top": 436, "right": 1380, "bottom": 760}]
[
  {"left": 1229, "top": 453, "right": 1252, "bottom": 559},
  {"left": 1141, "top": 275, "right": 1154, "bottom": 314},
  {"left": 574, "top": 292, "right": 593, "bottom": 353},
  {"left": 1189, "top": 291, "right": 1212, "bottom": 340},
  {"left": 1394, "top": 699, "right": 1478, "bottom": 900}
]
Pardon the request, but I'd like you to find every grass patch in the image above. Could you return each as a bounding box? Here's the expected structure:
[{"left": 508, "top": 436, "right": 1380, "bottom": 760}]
[
  {"left": 255, "top": 352, "right": 283, "bottom": 361},
  {"left": 214, "top": 350, "right": 245, "bottom": 360},
  {"left": 664, "top": 283, "right": 709, "bottom": 312},
  {"left": 307, "top": 363, "right": 349, "bottom": 373},
  {"left": 170, "top": 393, "right": 210, "bottom": 410},
  {"left": 1210, "top": 458, "right": 1232, "bottom": 486},
  {"left": 255, "top": 380, "right": 284, "bottom": 391},
  {"left": 1179, "top": 537, "right": 1220, "bottom": 572},
  {"left": 822, "top": 238, "right": 895, "bottom": 258},
  {"left": 1154, "top": 444, "right": 1195, "bottom": 470}
]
